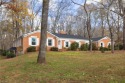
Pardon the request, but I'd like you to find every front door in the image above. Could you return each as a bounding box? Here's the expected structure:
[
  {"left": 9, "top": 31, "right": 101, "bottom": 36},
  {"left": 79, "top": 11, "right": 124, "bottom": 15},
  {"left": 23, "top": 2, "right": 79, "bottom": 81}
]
[{"left": 58, "top": 40, "right": 62, "bottom": 49}]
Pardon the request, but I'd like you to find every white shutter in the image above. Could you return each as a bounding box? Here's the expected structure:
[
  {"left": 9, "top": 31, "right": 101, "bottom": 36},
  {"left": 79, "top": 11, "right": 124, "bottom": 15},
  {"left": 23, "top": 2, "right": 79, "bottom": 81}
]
[
  {"left": 79, "top": 42, "right": 81, "bottom": 48},
  {"left": 69, "top": 41, "right": 71, "bottom": 47},
  {"left": 36, "top": 38, "right": 39, "bottom": 46},
  {"left": 29, "top": 37, "right": 31, "bottom": 46},
  {"left": 46, "top": 39, "right": 48, "bottom": 46},
  {"left": 64, "top": 41, "right": 66, "bottom": 47},
  {"left": 52, "top": 39, "right": 55, "bottom": 46}
]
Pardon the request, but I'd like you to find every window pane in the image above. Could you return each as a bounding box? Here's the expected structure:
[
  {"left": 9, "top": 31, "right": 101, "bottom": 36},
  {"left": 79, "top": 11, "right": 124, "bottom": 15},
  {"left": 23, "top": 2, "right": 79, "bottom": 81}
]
[
  {"left": 32, "top": 42, "right": 36, "bottom": 45},
  {"left": 31, "top": 38, "right": 36, "bottom": 45},
  {"left": 66, "top": 42, "right": 69, "bottom": 47},
  {"left": 48, "top": 39, "right": 52, "bottom": 46},
  {"left": 101, "top": 43, "right": 103, "bottom": 47}
]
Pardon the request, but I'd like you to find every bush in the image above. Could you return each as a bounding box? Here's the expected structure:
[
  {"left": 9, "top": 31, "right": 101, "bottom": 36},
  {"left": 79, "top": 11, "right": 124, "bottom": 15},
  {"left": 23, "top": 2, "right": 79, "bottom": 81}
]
[
  {"left": 1, "top": 50, "right": 9, "bottom": 56},
  {"left": 92, "top": 43, "right": 98, "bottom": 50},
  {"left": 70, "top": 42, "right": 79, "bottom": 51},
  {"left": 119, "top": 44, "right": 123, "bottom": 50},
  {"left": 108, "top": 44, "right": 111, "bottom": 50},
  {"left": 0, "top": 49, "right": 3, "bottom": 55},
  {"left": 6, "top": 52, "right": 16, "bottom": 58},
  {"left": 67, "top": 47, "right": 71, "bottom": 51},
  {"left": 50, "top": 47, "right": 58, "bottom": 51},
  {"left": 80, "top": 44, "right": 89, "bottom": 51},
  {"left": 100, "top": 47, "right": 105, "bottom": 53},
  {"left": 27, "top": 46, "right": 36, "bottom": 52},
  {"left": 104, "top": 47, "right": 110, "bottom": 51},
  {"left": 100, "top": 46, "right": 110, "bottom": 51},
  {"left": 114, "top": 44, "right": 123, "bottom": 50}
]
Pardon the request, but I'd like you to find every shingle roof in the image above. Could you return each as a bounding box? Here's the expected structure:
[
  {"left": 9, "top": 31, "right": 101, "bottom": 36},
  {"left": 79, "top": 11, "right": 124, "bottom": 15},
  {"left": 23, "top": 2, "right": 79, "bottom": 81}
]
[
  {"left": 91, "top": 37, "right": 105, "bottom": 41},
  {"left": 53, "top": 33, "right": 88, "bottom": 40}
]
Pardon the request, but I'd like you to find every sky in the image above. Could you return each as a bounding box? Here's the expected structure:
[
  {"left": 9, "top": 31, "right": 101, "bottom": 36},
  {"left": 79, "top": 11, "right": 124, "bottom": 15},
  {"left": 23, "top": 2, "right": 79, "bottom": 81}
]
[{"left": 32, "top": 0, "right": 102, "bottom": 28}]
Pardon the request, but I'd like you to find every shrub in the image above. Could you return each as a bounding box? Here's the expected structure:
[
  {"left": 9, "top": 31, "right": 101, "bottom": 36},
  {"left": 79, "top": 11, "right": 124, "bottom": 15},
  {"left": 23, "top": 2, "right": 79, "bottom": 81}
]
[
  {"left": 100, "top": 47, "right": 105, "bottom": 53},
  {"left": 119, "top": 44, "right": 123, "bottom": 50},
  {"left": 92, "top": 43, "right": 98, "bottom": 51},
  {"left": 0, "top": 49, "right": 3, "bottom": 55},
  {"left": 50, "top": 47, "right": 58, "bottom": 51},
  {"left": 114, "top": 44, "right": 123, "bottom": 50},
  {"left": 67, "top": 47, "right": 71, "bottom": 51},
  {"left": 70, "top": 42, "right": 79, "bottom": 51},
  {"left": 1, "top": 50, "right": 9, "bottom": 56},
  {"left": 104, "top": 47, "right": 110, "bottom": 51},
  {"left": 80, "top": 44, "right": 89, "bottom": 51},
  {"left": 27, "top": 46, "right": 36, "bottom": 52},
  {"left": 108, "top": 44, "right": 111, "bottom": 50},
  {"left": 100, "top": 46, "right": 110, "bottom": 51},
  {"left": 6, "top": 52, "right": 16, "bottom": 58}
]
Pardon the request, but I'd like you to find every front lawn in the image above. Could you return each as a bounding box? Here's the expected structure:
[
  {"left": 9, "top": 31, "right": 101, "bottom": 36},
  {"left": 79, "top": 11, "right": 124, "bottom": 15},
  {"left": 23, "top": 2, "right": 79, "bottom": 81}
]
[{"left": 0, "top": 51, "right": 125, "bottom": 83}]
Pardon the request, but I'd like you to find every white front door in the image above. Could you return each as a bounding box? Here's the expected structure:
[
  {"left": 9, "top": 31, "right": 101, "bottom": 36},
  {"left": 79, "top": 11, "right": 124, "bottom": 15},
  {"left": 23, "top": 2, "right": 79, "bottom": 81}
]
[{"left": 58, "top": 40, "right": 62, "bottom": 49}]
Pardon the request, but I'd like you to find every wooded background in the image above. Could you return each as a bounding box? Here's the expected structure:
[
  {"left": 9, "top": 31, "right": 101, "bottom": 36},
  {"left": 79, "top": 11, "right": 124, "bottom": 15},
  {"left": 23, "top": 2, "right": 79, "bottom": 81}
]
[{"left": 0, "top": 0, "right": 124, "bottom": 52}]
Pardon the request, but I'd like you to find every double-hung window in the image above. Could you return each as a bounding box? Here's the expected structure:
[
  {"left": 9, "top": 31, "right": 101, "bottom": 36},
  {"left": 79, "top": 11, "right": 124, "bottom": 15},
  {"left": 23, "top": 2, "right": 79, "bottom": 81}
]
[
  {"left": 31, "top": 37, "right": 37, "bottom": 46},
  {"left": 48, "top": 39, "right": 52, "bottom": 46},
  {"left": 101, "top": 42, "right": 104, "bottom": 47},
  {"left": 65, "top": 41, "right": 69, "bottom": 47}
]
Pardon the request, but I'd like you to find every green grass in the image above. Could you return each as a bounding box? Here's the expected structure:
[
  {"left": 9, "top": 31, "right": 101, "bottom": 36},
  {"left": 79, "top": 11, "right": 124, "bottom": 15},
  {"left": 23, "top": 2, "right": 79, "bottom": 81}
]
[{"left": 0, "top": 51, "right": 125, "bottom": 83}]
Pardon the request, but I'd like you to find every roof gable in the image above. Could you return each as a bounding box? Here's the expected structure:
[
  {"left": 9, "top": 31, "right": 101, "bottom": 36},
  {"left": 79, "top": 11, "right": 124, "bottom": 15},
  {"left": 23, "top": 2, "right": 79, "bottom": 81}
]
[
  {"left": 23, "top": 30, "right": 41, "bottom": 37},
  {"left": 92, "top": 36, "right": 110, "bottom": 41}
]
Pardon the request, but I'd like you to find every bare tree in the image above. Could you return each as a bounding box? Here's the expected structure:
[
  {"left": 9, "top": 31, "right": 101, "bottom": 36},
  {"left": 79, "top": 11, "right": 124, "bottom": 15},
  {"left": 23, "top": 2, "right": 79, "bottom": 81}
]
[
  {"left": 106, "top": 9, "right": 115, "bottom": 53},
  {"left": 49, "top": 0, "right": 72, "bottom": 33},
  {"left": 71, "top": 0, "right": 99, "bottom": 51},
  {"left": 37, "top": 0, "right": 50, "bottom": 64}
]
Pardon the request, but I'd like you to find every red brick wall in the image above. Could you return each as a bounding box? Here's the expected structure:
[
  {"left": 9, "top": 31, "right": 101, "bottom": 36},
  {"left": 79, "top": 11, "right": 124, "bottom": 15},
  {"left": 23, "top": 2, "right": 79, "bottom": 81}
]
[
  {"left": 22, "top": 32, "right": 57, "bottom": 53},
  {"left": 97, "top": 37, "right": 111, "bottom": 48}
]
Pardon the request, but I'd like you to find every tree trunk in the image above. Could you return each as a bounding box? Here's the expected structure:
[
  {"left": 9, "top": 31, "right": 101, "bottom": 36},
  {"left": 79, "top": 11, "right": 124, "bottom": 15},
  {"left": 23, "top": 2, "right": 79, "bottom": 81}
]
[
  {"left": 101, "top": 21, "right": 104, "bottom": 37},
  {"left": 37, "top": 0, "right": 50, "bottom": 64},
  {"left": 111, "top": 35, "right": 114, "bottom": 53},
  {"left": 117, "top": 15, "right": 120, "bottom": 50},
  {"left": 123, "top": 15, "right": 125, "bottom": 50},
  {"left": 87, "top": 20, "right": 92, "bottom": 52}
]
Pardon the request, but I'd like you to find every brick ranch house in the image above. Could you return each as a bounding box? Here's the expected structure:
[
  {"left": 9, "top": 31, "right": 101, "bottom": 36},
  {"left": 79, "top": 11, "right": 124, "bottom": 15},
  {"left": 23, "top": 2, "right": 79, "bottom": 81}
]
[{"left": 13, "top": 30, "right": 111, "bottom": 54}]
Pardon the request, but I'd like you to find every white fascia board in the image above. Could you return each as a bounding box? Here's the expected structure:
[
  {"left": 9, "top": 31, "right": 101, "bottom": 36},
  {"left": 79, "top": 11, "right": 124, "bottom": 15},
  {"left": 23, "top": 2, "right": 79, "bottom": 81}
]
[
  {"left": 47, "top": 31, "right": 59, "bottom": 39},
  {"left": 23, "top": 30, "right": 40, "bottom": 37},
  {"left": 98, "top": 36, "right": 111, "bottom": 42},
  {"left": 23, "top": 31, "right": 59, "bottom": 39},
  {"left": 59, "top": 38, "right": 89, "bottom": 42}
]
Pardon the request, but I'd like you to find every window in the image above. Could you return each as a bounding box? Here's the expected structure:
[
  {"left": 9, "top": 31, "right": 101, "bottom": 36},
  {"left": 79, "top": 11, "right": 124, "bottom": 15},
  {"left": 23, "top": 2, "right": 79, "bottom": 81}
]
[
  {"left": 31, "top": 38, "right": 37, "bottom": 45},
  {"left": 48, "top": 39, "right": 52, "bottom": 46},
  {"left": 29, "top": 37, "right": 39, "bottom": 46},
  {"left": 108, "top": 42, "right": 111, "bottom": 46},
  {"left": 101, "top": 42, "right": 104, "bottom": 47},
  {"left": 65, "top": 42, "right": 69, "bottom": 47}
]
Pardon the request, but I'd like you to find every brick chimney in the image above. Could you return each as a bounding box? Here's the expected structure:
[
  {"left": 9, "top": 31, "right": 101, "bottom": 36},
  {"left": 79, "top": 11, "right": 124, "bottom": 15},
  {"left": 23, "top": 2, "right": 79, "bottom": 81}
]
[{"left": 59, "top": 30, "right": 66, "bottom": 34}]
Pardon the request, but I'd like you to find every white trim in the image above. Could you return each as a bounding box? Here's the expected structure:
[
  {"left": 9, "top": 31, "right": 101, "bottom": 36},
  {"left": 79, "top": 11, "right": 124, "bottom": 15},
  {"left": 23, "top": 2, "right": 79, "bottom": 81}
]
[
  {"left": 29, "top": 37, "right": 31, "bottom": 46},
  {"left": 64, "top": 40, "right": 70, "bottom": 48},
  {"left": 98, "top": 36, "right": 111, "bottom": 42},
  {"left": 58, "top": 40, "right": 62, "bottom": 49},
  {"left": 107, "top": 42, "right": 111, "bottom": 46},
  {"left": 47, "top": 38, "right": 55, "bottom": 47},
  {"left": 23, "top": 30, "right": 40, "bottom": 37},
  {"left": 100, "top": 42, "right": 105, "bottom": 47},
  {"left": 29, "top": 36, "right": 38, "bottom": 46},
  {"left": 47, "top": 31, "right": 59, "bottom": 38},
  {"left": 60, "top": 38, "right": 89, "bottom": 43},
  {"left": 36, "top": 38, "right": 39, "bottom": 46},
  {"left": 23, "top": 31, "right": 59, "bottom": 39}
]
